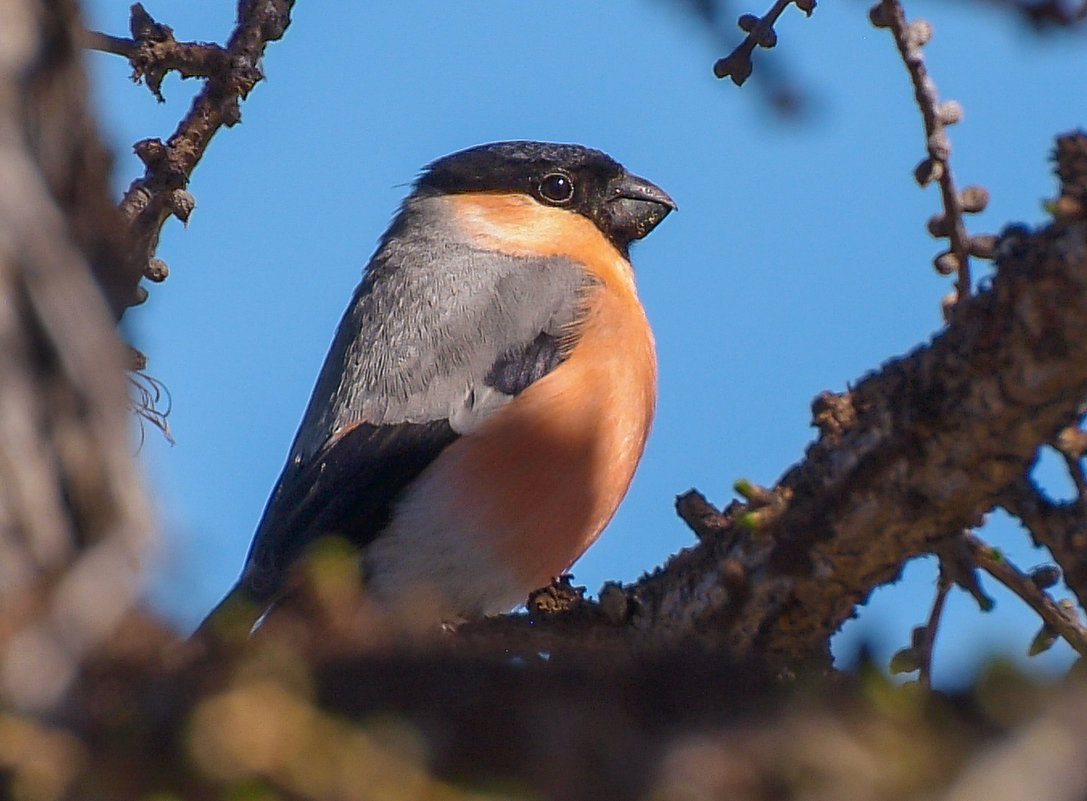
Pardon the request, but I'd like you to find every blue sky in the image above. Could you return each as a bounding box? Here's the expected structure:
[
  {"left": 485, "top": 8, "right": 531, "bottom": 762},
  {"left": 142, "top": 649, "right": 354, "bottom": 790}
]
[{"left": 82, "top": 0, "right": 1087, "bottom": 686}]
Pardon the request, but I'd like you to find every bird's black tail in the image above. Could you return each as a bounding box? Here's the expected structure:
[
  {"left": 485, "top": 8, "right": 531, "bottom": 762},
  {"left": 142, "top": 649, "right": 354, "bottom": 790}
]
[{"left": 191, "top": 581, "right": 267, "bottom": 644}]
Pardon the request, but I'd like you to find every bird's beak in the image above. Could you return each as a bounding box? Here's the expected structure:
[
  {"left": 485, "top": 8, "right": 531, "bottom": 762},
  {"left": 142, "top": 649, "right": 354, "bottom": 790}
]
[{"left": 605, "top": 171, "right": 676, "bottom": 246}]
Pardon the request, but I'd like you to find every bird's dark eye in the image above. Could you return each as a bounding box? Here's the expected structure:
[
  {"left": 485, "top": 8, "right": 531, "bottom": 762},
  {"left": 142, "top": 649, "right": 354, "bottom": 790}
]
[{"left": 537, "top": 172, "right": 575, "bottom": 204}]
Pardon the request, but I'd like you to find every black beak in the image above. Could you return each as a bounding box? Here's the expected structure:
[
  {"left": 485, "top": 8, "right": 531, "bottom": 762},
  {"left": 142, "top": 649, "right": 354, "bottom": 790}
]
[{"left": 602, "top": 171, "right": 676, "bottom": 252}]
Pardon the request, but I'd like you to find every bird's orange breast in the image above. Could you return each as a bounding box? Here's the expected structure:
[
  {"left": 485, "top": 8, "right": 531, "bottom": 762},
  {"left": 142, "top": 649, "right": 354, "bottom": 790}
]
[{"left": 439, "top": 193, "right": 657, "bottom": 592}]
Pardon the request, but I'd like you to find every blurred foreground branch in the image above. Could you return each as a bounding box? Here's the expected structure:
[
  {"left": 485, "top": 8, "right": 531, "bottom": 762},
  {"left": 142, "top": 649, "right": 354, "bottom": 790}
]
[{"left": 0, "top": 0, "right": 150, "bottom": 711}]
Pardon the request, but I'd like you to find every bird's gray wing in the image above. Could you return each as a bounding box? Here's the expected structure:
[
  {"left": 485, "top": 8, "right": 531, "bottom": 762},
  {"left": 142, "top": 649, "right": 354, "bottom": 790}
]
[{"left": 226, "top": 198, "right": 593, "bottom": 612}]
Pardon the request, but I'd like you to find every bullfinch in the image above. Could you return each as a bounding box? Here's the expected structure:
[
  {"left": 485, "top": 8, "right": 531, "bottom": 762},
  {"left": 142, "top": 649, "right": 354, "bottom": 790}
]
[{"left": 202, "top": 140, "right": 674, "bottom": 633}]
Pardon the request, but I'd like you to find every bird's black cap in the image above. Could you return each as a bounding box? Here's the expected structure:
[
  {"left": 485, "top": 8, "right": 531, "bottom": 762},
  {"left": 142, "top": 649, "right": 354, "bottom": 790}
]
[{"left": 418, "top": 141, "right": 675, "bottom": 256}]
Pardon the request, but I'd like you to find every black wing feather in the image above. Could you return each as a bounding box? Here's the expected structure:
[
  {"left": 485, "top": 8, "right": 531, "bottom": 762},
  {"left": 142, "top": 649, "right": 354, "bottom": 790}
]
[{"left": 238, "top": 420, "right": 458, "bottom": 603}]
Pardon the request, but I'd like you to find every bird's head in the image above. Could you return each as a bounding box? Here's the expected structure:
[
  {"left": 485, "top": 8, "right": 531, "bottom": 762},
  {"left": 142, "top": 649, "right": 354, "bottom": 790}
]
[{"left": 416, "top": 141, "right": 675, "bottom": 257}]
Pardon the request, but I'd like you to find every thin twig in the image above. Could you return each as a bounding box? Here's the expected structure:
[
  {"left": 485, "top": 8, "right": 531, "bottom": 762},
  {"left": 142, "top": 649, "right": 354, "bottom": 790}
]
[
  {"left": 962, "top": 531, "right": 1087, "bottom": 658},
  {"left": 918, "top": 568, "right": 951, "bottom": 688},
  {"left": 713, "top": 0, "right": 815, "bottom": 85},
  {"left": 81, "top": 30, "right": 136, "bottom": 59},
  {"left": 874, "top": 0, "right": 977, "bottom": 304}
]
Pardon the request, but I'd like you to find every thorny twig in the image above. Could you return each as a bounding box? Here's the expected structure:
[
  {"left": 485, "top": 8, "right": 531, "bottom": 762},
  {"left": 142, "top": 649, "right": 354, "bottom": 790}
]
[
  {"left": 713, "top": 0, "right": 815, "bottom": 86},
  {"left": 962, "top": 531, "right": 1087, "bottom": 658},
  {"left": 871, "top": 0, "right": 994, "bottom": 309}
]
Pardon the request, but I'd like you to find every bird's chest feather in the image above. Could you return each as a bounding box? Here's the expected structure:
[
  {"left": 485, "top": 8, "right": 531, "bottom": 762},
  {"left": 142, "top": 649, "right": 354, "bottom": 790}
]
[
  {"left": 455, "top": 272, "right": 657, "bottom": 589},
  {"left": 366, "top": 197, "right": 657, "bottom": 616}
]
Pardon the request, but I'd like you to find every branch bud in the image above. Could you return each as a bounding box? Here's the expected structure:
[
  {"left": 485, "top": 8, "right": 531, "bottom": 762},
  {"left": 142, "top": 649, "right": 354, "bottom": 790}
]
[
  {"left": 934, "top": 250, "right": 959, "bottom": 276},
  {"left": 936, "top": 100, "right": 963, "bottom": 126},
  {"left": 941, "top": 291, "right": 957, "bottom": 323},
  {"left": 755, "top": 26, "right": 778, "bottom": 48},
  {"left": 907, "top": 19, "right": 933, "bottom": 47},
  {"left": 714, "top": 51, "right": 753, "bottom": 85},
  {"left": 169, "top": 189, "right": 196, "bottom": 224},
  {"left": 968, "top": 234, "right": 996, "bottom": 260},
  {"left": 914, "top": 157, "right": 943, "bottom": 186},
  {"left": 128, "top": 346, "right": 148, "bottom": 371},
  {"left": 733, "top": 478, "right": 775, "bottom": 509},
  {"left": 145, "top": 257, "right": 169, "bottom": 282},
  {"left": 868, "top": 2, "right": 891, "bottom": 28},
  {"left": 1052, "top": 194, "right": 1085, "bottom": 221},
  {"left": 959, "top": 185, "right": 990, "bottom": 213},
  {"left": 926, "top": 213, "right": 950, "bottom": 238},
  {"left": 927, "top": 131, "right": 951, "bottom": 161},
  {"left": 738, "top": 13, "right": 759, "bottom": 31},
  {"left": 1028, "top": 623, "right": 1058, "bottom": 657},
  {"left": 890, "top": 646, "right": 921, "bottom": 674},
  {"left": 133, "top": 137, "right": 167, "bottom": 166},
  {"left": 1029, "top": 565, "right": 1061, "bottom": 590}
]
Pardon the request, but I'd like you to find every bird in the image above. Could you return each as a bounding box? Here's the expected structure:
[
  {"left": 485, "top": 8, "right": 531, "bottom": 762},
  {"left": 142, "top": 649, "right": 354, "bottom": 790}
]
[{"left": 200, "top": 140, "right": 674, "bottom": 635}]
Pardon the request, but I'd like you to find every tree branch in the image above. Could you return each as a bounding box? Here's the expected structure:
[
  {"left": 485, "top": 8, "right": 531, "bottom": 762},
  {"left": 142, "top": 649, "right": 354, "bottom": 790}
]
[
  {"left": 100, "top": 1, "right": 294, "bottom": 318},
  {"left": 83, "top": 4, "right": 231, "bottom": 99},
  {"left": 713, "top": 0, "right": 816, "bottom": 86},
  {"left": 919, "top": 568, "right": 951, "bottom": 686}
]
